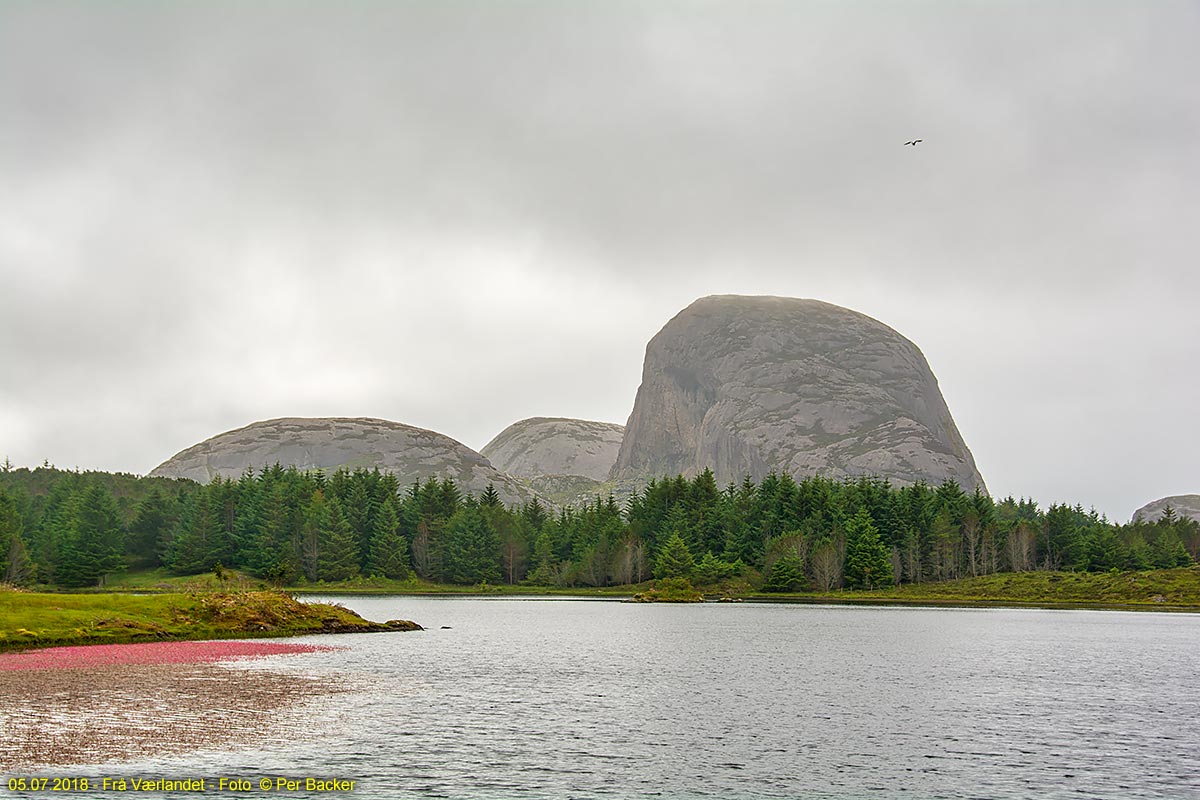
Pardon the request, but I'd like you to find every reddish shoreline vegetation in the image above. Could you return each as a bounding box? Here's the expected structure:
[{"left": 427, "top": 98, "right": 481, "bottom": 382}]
[
  {"left": 0, "top": 639, "right": 336, "bottom": 670},
  {"left": 0, "top": 587, "right": 427, "bottom": 767},
  {"left": 0, "top": 640, "right": 357, "bottom": 770},
  {"left": 0, "top": 593, "right": 422, "bottom": 770}
]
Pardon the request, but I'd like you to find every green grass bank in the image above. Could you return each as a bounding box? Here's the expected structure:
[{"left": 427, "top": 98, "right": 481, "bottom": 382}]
[
  {"left": 756, "top": 566, "right": 1200, "bottom": 610},
  {"left": 3, "top": 568, "right": 1197, "bottom": 655},
  {"left": 0, "top": 590, "right": 421, "bottom": 652}
]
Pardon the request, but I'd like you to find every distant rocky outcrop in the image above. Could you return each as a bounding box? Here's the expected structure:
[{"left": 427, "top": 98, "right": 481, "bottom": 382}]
[
  {"left": 149, "top": 417, "right": 539, "bottom": 506},
  {"left": 482, "top": 417, "right": 624, "bottom": 482},
  {"left": 611, "top": 295, "right": 986, "bottom": 492},
  {"left": 1132, "top": 495, "right": 1200, "bottom": 524},
  {"left": 481, "top": 417, "right": 625, "bottom": 508}
]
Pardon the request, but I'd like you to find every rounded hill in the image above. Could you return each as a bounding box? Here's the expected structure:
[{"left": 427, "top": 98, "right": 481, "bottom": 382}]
[
  {"left": 611, "top": 295, "right": 986, "bottom": 491},
  {"left": 149, "top": 417, "right": 539, "bottom": 506},
  {"left": 1133, "top": 495, "right": 1200, "bottom": 524},
  {"left": 481, "top": 417, "right": 624, "bottom": 482}
]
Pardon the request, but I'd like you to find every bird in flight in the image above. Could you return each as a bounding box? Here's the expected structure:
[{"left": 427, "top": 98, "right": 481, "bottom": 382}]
[{"left": 904, "top": 139, "right": 923, "bottom": 146}]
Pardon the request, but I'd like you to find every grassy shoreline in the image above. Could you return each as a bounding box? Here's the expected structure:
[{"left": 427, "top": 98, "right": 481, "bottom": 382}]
[
  {"left": 100, "top": 564, "right": 1200, "bottom": 605},
  {"left": 290, "top": 566, "right": 1200, "bottom": 610},
  {"left": 0, "top": 590, "right": 420, "bottom": 653},
  {"left": 5, "top": 567, "right": 1197, "bottom": 652}
]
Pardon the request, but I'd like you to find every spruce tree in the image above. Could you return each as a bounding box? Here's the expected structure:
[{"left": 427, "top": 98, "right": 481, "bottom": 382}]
[
  {"left": 721, "top": 506, "right": 756, "bottom": 566},
  {"left": 1152, "top": 528, "right": 1192, "bottom": 569},
  {"left": 522, "top": 499, "right": 548, "bottom": 531},
  {"left": 443, "top": 504, "right": 500, "bottom": 585},
  {"left": 0, "top": 489, "right": 32, "bottom": 584},
  {"left": 0, "top": 489, "right": 16, "bottom": 577},
  {"left": 316, "top": 495, "right": 360, "bottom": 581},
  {"left": 693, "top": 550, "right": 738, "bottom": 585},
  {"left": 249, "top": 483, "right": 297, "bottom": 581},
  {"left": 344, "top": 478, "right": 375, "bottom": 573},
  {"left": 526, "top": 530, "right": 557, "bottom": 585},
  {"left": 764, "top": 553, "right": 805, "bottom": 592},
  {"left": 660, "top": 504, "right": 693, "bottom": 556},
  {"left": 689, "top": 469, "right": 724, "bottom": 555},
  {"left": 206, "top": 477, "right": 239, "bottom": 568},
  {"left": 654, "top": 530, "right": 695, "bottom": 579},
  {"left": 4, "top": 533, "right": 33, "bottom": 586},
  {"left": 368, "top": 501, "right": 411, "bottom": 579},
  {"left": 60, "top": 484, "right": 124, "bottom": 587},
  {"left": 34, "top": 480, "right": 77, "bottom": 584},
  {"left": 168, "top": 489, "right": 220, "bottom": 575},
  {"left": 300, "top": 490, "right": 327, "bottom": 581},
  {"left": 126, "top": 488, "right": 173, "bottom": 569},
  {"left": 844, "top": 508, "right": 893, "bottom": 590},
  {"left": 480, "top": 483, "right": 502, "bottom": 508},
  {"left": 1124, "top": 534, "right": 1152, "bottom": 571}
]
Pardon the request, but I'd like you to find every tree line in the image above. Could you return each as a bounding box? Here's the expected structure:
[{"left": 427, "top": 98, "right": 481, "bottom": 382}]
[{"left": 0, "top": 464, "right": 1195, "bottom": 590}]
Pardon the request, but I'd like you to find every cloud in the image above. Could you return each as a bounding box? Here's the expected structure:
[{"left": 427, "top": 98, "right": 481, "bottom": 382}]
[{"left": 2, "top": 1, "right": 1197, "bottom": 520}]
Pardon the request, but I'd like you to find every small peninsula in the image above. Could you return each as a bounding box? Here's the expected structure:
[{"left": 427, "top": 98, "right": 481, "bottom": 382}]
[{"left": 0, "top": 589, "right": 420, "bottom": 652}]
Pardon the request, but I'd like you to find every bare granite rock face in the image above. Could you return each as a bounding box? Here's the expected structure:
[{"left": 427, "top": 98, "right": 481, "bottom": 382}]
[
  {"left": 481, "top": 417, "right": 625, "bottom": 482},
  {"left": 149, "top": 417, "right": 539, "bottom": 506},
  {"left": 1132, "top": 495, "right": 1200, "bottom": 524},
  {"left": 611, "top": 295, "right": 986, "bottom": 492}
]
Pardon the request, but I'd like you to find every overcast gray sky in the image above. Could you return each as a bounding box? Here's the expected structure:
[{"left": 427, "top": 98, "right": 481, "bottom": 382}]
[{"left": 2, "top": 1, "right": 1196, "bottom": 521}]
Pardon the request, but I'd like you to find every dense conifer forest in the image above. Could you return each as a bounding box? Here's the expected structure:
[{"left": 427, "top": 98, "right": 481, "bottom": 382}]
[{"left": 0, "top": 464, "right": 1195, "bottom": 590}]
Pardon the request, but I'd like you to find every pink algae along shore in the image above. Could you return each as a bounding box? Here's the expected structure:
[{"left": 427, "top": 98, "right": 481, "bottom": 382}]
[
  {"left": 0, "top": 639, "right": 352, "bottom": 770},
  {"left": 0, "top": 639, "right": 337, "bottom": 671}
]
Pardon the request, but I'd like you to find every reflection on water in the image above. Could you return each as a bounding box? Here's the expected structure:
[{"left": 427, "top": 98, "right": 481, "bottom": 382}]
[{"left": 10, "top": 599, "right": 1200, "bottom": 800}]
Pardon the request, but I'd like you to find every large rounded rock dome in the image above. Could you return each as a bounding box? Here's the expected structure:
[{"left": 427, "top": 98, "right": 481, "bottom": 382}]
[
  {"left": 611, "top": 295, "right": 986, "bottom": 491},
  {"left": 150, "top": 417, "right": 539, "bottom": 506},
  {"left": 1132, "top": 495, "right": 1200, "bottom": 524},
  {"left": 481, "top": 417, "right": 624, "bottom": 482}
]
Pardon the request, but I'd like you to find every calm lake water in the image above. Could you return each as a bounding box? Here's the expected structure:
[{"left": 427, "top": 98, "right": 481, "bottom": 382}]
[{"left": 24, "top": 598, "right": 1200, "bottom": 799}]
